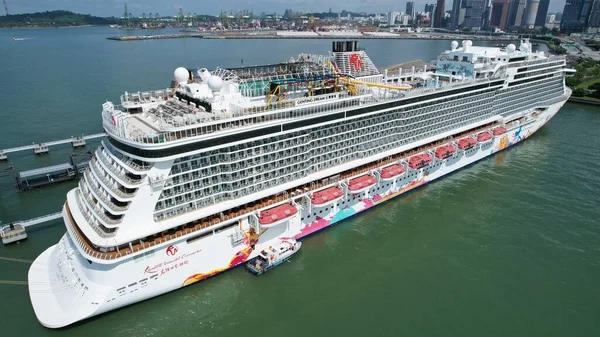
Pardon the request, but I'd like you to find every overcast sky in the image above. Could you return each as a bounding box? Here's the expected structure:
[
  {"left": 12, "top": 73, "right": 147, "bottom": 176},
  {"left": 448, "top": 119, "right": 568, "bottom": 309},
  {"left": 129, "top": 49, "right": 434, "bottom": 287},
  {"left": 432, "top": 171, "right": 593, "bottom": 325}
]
[{"left": 7, "top": 0, "right": 567, "bottom": 17}]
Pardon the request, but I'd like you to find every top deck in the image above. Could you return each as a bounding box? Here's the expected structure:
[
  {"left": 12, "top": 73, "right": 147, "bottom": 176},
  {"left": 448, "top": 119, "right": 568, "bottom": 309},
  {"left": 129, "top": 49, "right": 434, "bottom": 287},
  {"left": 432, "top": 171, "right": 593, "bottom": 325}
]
[{"left": 101, "top": 39, "right": 561, "bottom": 150}]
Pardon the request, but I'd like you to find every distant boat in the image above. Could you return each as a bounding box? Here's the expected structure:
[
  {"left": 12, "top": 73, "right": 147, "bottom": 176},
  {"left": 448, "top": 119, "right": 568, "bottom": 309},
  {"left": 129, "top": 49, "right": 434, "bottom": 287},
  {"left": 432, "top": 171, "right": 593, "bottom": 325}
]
[{"left": 12, "top": 38, "right": 27, "bottom": 41}]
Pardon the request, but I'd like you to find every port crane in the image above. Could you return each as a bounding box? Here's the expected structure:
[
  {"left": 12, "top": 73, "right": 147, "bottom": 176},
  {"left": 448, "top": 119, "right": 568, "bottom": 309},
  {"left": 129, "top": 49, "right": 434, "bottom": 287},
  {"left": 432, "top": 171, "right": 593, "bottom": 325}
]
[{"left": 3, "top": 0, "right": 8, "bottom": 16}]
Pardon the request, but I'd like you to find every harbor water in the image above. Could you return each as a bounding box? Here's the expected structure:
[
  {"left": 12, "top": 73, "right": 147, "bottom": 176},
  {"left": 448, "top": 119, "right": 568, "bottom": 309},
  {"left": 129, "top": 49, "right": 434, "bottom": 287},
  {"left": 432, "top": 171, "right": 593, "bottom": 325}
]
[{"left": 1, "top": 27, "right": 599, "bottom": 337}]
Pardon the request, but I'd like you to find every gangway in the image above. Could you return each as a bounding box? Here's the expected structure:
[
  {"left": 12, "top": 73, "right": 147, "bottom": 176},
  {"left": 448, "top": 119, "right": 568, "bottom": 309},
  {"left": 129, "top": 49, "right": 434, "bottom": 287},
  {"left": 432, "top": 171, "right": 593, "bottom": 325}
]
[{"left": 21, "top": 212, "right": 62, "bottom": 228}]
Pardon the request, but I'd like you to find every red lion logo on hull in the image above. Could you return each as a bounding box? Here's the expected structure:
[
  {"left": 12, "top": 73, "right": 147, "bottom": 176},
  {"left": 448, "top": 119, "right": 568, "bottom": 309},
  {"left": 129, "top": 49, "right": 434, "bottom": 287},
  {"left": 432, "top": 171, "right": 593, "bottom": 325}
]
[{"left": 166, "top": 245, "right": 178, "bottom": 256}]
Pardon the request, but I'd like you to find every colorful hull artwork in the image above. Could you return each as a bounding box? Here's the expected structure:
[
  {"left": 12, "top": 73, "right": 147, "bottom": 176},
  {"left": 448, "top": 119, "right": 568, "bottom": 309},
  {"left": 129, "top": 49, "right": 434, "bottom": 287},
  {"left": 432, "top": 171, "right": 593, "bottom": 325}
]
[
  {"left": 183, "top": 226, "right": 266, "bottom": 286},
  {"left": 180, "top": 102, "right": 564, "bottom": 290}
]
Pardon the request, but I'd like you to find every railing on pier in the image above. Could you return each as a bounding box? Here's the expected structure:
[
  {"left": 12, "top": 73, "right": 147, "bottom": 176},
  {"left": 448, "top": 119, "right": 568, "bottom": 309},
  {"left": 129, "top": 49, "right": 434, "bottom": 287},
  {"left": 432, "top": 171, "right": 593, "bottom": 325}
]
[
  {"left": 20, "top": 212, "right": 63, "bottom": 228},
  {"left": 0, "top": 133, "right": 106, "bottom": 160}
]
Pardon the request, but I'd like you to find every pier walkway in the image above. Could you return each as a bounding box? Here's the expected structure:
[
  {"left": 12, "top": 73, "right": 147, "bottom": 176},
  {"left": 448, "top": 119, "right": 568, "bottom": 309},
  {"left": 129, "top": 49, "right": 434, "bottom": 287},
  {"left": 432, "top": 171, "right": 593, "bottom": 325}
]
[
  {"left": 0, "top": 133, "right": 105, "bottom": 160},
  {"left": 20, "top": 212, "right": 62, "bottom": 228}
]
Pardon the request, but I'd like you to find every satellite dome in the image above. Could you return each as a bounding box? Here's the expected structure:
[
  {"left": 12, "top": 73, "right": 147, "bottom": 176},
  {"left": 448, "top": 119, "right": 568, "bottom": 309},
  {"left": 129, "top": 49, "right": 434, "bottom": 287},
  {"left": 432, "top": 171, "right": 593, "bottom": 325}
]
[
  {"left": 519, "top": 43, "right": 529, "bottom": 52},
  {"left": 506, "top": 44, "right": 516, "bottom": 53},
  {"left": 466, "top": 40, "right": 473, "bottom": 48},
  {"left": 207, "top": 75, "right": 223, "bottom": 92},
  {"left": 174, "top": 67, "right": 189, "bottom": 84},
  {"left": 451, "top": 41, "right": 459, "bottom": 51}
]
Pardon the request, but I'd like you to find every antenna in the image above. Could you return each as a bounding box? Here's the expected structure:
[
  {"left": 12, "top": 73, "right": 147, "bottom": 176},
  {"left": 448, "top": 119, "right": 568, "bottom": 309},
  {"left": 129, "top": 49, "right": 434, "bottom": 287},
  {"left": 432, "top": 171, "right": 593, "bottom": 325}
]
[{"left": 3, "top": 0, "right": 8, "bottom": 16}]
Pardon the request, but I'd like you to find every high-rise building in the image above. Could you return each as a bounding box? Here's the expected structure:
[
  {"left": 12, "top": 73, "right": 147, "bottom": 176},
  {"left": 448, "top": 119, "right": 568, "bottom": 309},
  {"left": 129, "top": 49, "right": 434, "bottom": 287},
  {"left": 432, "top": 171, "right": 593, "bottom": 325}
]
[
  {"left": 555, "top": 11, "right": 562, "bottom": 21},
  {"left": 388, "top": 11, "right": 399, "bottom": 25},
  {"left": 406, "top": 2, "right": 415, "bottom": 17},
  {"left": 506, "top": 0, "right": 526, "bottom": 28},
  {"left": 483, "top": 0, "right": 492, "bottom": 29},
  {"left": 425, "top": 3, "right": 436, "bottom": 14},
  {"left": 451, "top": 0, "right": 463, "bottom": 27},
  {"left": 524, "top": 0, "right": 541, "bottom": 27},
  {"left": 490, "top": 0, "right": 510, "bottom": 30},
  {"left": 560, "top": 0, "right": 593, "bottom": 32},
  {"left": 534, "top": 0, "right": 550, "bottom": 27},
  {"left": 587, "top": 0, "right": 600, "bottom": 33},
  {"left": 463, "top": 0, "right": 486, "bottom": 29},
  {"left": 434, "top": 0, "right": 446, "bottom": 27}
]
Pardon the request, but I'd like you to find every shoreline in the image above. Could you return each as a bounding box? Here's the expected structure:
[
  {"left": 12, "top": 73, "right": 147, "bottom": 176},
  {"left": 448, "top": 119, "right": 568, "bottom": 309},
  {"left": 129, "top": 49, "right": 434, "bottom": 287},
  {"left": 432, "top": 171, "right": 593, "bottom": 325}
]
[
  {"left": 0, "top": 25, "right": 102, "bottom": 29},
  {"left": 107, "top": 33, "right": 518, "bottom": 42},
  {"left": 567, "top": 97, "right": 600, "bottom": 106}
]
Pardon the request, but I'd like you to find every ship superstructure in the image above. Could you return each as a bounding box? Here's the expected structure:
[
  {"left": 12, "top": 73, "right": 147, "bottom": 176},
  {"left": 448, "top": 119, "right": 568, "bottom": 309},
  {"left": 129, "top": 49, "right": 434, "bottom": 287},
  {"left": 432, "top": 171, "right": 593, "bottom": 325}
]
[{"left": 29, "top": 39, "right": 572, "bottom": 328}]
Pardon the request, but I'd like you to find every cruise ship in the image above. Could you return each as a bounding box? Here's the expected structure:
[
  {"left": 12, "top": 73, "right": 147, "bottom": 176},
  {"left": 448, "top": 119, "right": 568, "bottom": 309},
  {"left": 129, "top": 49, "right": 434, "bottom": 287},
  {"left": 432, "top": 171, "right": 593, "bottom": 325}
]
[{"left": 28, "top": 39, "right": 573, "bottom": 328}]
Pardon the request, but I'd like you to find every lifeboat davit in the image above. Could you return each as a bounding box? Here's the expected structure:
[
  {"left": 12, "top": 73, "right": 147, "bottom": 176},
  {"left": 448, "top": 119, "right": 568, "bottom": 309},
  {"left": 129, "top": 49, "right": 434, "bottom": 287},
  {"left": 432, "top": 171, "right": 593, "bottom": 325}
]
[
  {"left": 408, "top": 153, "right": 433, "bottom": 169},
  {"left": 434, "top": 144, "right": 456, "bottom": 160},
  {"left": 310, "top": 186, "right": 344, "bottom": 207},
  {"left": 457, "top": 137, "right": 477, "bottom": 151},
  {"left": 477, "top": 132, "right": 493, "bottom": 143},
  {"left": 380, "top": 164, "right": 406, "bottom": 181},
  {"left": 258, "top": 204, "right": 298, "bottom": 227},
  {"left": 348, "top": 175, "right": 377, "bottom": 194},
  {"left": 492, "top": 126, "right": 507, "bottom": 136}
]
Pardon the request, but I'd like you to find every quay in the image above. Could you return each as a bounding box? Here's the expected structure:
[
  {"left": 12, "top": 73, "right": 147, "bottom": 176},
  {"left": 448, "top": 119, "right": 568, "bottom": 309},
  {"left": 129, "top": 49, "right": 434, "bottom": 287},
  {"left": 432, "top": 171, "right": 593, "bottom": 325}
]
[
  {"left": 107, "top": 31, "right": 518, "bottom": 42},
  {"left": 107, "top": 33, "right": 203, "bottom": 41},
  {"left": 0, "top": 133, "right": 105, "bottom": 160}
]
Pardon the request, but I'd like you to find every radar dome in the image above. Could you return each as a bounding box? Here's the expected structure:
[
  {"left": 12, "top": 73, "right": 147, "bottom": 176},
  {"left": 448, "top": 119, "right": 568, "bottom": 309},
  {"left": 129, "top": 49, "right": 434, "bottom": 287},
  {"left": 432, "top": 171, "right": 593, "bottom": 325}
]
[
  {"left": 519, "top": 43, "right": 529, "bottom": 52},
  {"left": 506, "top": 44, "right": 516, "bottom": 53},
  {"left": 207, "top": 75, "right": 223, "bottom": 92},
  {"left": 466, "top": 40, "right": 473, "bottom": 48},
  {"left": 174, "top": 67, "right": 189, "bottom": 84},
  {"left": 451, "top": 41, "right": 459, "bottom": 51}
]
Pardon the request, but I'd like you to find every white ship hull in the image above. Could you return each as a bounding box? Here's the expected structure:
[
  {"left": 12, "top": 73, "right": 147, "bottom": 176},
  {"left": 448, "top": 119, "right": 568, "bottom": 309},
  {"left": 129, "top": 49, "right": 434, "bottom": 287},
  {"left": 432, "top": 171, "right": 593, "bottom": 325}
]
[{"left": 28, "top": 96, "right": 568, "bottom": 328}]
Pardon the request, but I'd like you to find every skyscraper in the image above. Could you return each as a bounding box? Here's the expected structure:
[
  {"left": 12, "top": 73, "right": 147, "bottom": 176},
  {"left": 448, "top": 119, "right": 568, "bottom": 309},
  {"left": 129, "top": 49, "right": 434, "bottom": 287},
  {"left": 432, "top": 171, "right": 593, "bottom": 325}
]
[
  {"left": 506, "top": 0, "right": 526, "bottom": 28},
  {"left": 534, "top": 0, "right": 550, "bottom": 27},
  {"left": 388, "top": 11, "right": 398, "bottom": 25},
  {"left": 451, "top": 0, "right": 463, "bottom": 27},
  {"left": 490, "top": 0, "right": 510, "bottom": 30},
  {"left": 586, "top": 0, "right": 600, "bottom": 32},
  {"left": 434, "top": 0, "right": 446, "bottom": 27},
  {"left": 483, "top": 0, "right": 492, "bottom": 29},
  {"left": 561, "top": 0, "right": 593, "bottom": 32},
  {"left": 425, "top": 3, "right": 436, "bottom": 14},
  {"left": 463, "top": 0, "right": 486, "bottom": 29},
  {"left": 406, "top": 1, "right": 415, "bottom": 17},
  {"left": 524, "top": 0, "right": 541, "bottom": 27}
]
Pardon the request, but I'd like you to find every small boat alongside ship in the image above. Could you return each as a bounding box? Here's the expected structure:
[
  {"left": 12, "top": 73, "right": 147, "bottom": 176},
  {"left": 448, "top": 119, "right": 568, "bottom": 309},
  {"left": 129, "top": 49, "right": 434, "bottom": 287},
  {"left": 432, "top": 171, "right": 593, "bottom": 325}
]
[
  {"left": 1, "top": 222, "right": 27, "bottom": 245},
  {"left": 245, "top": 238, "right": 302, "bottom": 275}
]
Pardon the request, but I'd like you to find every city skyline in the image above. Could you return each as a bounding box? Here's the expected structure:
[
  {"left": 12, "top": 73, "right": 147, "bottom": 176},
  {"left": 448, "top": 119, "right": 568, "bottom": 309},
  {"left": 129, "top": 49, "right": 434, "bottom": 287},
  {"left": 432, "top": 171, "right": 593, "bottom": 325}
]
[{"left": 5, "top": 0, "right": 567, "bottom": 17}]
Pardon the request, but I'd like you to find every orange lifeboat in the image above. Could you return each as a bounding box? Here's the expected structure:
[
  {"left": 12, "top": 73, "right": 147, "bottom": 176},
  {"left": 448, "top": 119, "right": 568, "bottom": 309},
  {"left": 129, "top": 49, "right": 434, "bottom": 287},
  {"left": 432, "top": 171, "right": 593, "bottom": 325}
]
[
  {"left": 434, "top": 144, "right": 456, "bottom": 160},
  {"left": 258, "top": 204, "right": 298, "bottom": 227},
  {"left": 492, "top": 126, "right": 507, "bottom": 136},
  {"left": 310, "top": 186, "right": 344, "bottom": 207},
  {"left": 380, "top": 164, "right": 405, "bottom": 181},
  {"left": 408, "top": 153, "right": 433, "bottom": 169},
  {"left": 477, "top": 132, "right": 492, "bottom": 143},
  {"left": 457, "top": 137, "right": 477, "bottom": 150},
  {"left": 348, "top": 175, "right": 377, "bottom": 194}
]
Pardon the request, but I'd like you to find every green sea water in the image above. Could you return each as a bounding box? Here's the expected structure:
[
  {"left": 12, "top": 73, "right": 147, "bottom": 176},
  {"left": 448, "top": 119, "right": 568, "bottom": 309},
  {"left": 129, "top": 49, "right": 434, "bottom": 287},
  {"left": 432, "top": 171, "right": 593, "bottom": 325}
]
[{"left": 0, "top": 27, "right": 599, "bottom": 337}]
